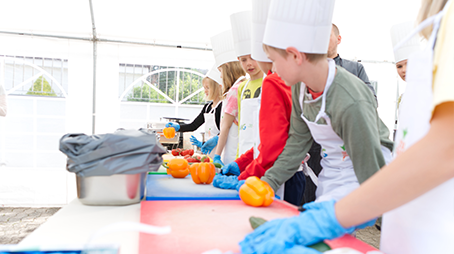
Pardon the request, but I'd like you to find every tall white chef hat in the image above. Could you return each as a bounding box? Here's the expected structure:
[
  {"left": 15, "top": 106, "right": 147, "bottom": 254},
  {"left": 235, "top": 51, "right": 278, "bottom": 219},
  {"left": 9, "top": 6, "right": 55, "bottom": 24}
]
[
  {"left": 263, "top": 0, "right": 335, "bottom": 54},
  {"left": 230, "top": 11, "right": 252, "bottom": 57},
  {"left": 211, "top": 30, "right": 239, "bottom": 68},
  {"left": 205, "top": 64, "right": 223, "bottom": 85},
  {"left": 251, "top": 0, "right": 272, "bottom": 62},
  {"left": 390, "top": 21, "right": 422, "bottom": 63}
]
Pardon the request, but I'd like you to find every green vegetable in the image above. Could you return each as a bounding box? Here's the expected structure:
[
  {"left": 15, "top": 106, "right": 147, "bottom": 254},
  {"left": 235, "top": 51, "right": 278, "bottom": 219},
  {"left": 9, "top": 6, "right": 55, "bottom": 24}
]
[
  {"left": 249, "top": 216, "right": 267, "bottom": 230},
  {"left": 248, "top": 216, "right": 331, "bottom": 252},
  {"left": 309, "top": 242, "right": 331, "bottom": 252},
  {"left": 213, "top": 163, "right": 223, "bottom": 169}
]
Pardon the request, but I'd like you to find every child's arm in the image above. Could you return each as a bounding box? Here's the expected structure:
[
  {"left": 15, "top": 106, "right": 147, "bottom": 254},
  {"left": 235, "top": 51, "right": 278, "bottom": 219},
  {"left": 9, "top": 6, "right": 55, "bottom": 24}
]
[
  {"left": 261, "top": 84, "right": 313, "bottom": 191},
  {"left": 336, "top": 102, "right": 454, "bottom": 227},
  {"left": 235, "top": 148, "right": 254, "bottom": 174},
  {"left": 238, "top": 76, "right": 292, "bottom": 180},
  {"left": 178, "top": 103, "right": 208, "bottom": 132},
  {"left": 215, "top": 113, "right": 235, "bottom": 156},
  {"left": 216, "top": 85, "right": 240, "bottom": 157}
]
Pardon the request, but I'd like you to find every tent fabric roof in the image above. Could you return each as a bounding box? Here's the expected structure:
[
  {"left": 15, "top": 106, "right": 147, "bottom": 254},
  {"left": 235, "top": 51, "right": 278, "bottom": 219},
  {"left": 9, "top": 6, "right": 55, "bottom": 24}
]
[{"left": 1, "top": 0, "right": 421, "bottom": 60}]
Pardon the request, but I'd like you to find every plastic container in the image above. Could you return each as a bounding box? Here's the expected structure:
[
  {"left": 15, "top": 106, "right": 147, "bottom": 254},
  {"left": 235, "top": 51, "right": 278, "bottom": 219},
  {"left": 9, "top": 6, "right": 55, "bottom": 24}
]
[{"left": 76, "top": 173, "right": 147, "bottom": 206}]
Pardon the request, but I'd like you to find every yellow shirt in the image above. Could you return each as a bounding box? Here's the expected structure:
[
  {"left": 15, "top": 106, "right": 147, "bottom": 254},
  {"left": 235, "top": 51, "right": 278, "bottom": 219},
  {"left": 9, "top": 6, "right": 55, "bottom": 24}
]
[
  {"left": 432, "top": 1, "right": 454, "bottom": 113},
  {"left": 237, "top": 78, "right": 263, "bottom": 123}
]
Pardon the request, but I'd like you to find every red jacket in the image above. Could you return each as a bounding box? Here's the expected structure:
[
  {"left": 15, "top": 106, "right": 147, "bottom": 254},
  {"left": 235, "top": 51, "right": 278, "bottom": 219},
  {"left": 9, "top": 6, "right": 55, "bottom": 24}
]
[{"left": 236, "top": 71, "right": 292, "bottom": 180}]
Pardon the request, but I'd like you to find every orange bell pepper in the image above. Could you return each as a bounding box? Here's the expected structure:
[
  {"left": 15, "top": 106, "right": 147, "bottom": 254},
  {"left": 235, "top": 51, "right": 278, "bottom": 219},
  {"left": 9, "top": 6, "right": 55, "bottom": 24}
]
[
  {"left": 167, "top": 158, "right": 189, "bottom": 178},
  {"left": 189, "top": 162, "right": 216, "bottom": 184},
  {"left": 239, "top": 176, "right": 274, "bottom": 207},
  {"left": 163, "top": 127, "right": 176, "bottom": 139}
]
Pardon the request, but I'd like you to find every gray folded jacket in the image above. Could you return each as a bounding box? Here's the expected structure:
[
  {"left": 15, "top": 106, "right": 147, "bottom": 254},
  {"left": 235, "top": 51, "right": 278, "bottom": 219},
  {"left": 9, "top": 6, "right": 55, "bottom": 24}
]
[{"left": 60, "top": 129, "right": 166, "bottom": 177}]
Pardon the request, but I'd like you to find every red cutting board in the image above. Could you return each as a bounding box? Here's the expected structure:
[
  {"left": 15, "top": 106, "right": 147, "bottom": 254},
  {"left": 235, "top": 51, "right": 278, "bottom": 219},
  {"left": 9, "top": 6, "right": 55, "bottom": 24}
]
[
  {"left": 139, "top": 200, "right": 299, "bottom": 254},
  {"left": 139, "top": 200, "right": 378, "bottom": 254}
]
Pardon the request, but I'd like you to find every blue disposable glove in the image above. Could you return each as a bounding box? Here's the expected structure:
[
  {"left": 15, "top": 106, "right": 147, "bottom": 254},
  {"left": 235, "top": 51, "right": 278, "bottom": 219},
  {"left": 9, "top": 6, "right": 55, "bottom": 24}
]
[
  {"left": 165, "top": 122, "right": 180, "bottom": 131},
  {"left": 190, "top": 135, "right": 203, "bottom": 148},
  {"left": 239, "top": 200, "right": 376, "bottom": 254},
  {"left": 213, "top": 175, "right": 239, "bottom": 190},
  {"left": 222, "top": 162, "right": 240, "bottom": 176},
  {"left": 236, "top": 180, "right": 245, "bottom": 192},
  {"left": 213, "top": 154, "right": 224, "bottom": 167},
  {"left": 201, "top": 136, "right": 219, "bottom": 154}
]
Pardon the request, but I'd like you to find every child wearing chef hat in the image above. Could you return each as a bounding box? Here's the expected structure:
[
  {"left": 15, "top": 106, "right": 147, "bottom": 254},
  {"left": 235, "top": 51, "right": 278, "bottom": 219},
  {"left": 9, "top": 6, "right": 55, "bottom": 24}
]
[
  {"left": 257, "top": 0, "right": 393, "bottom": 204},
  {"left": 213, "top": 0, "right": 305, "bottom": 206}
]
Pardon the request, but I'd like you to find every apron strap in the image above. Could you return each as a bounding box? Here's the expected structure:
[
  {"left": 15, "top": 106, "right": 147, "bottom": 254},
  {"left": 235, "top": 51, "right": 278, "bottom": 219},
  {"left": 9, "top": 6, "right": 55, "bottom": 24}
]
[
  {"left": 315, "top": 59, "right": 336, "bottom": 123},
  {"left": 208, "top": 100, "right": 222, "bottom": 114},
  {"left": 240, "top": 79, "right": 250, "bottom": 99}
]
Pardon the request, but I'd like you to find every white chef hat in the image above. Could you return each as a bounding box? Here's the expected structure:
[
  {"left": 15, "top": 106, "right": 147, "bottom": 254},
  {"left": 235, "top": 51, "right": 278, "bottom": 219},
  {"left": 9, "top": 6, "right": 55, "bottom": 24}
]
[
  {"left": 230, "top": 11, "right": 252, "bottom": 57},
  {"left": 263, "top": 0, "right": 335, "bottom": 54},
  {"left": 251, "top": 0, "right": 272, "bottom": 62},
  {"left": 205, "top": 64, "right": 223, "bottom": 85},
  {"left": 390, "top": 21, "right": 422, "bottom": 63},
  {"left": 211, "top": 30, "right": 239, "bottom": 68}
]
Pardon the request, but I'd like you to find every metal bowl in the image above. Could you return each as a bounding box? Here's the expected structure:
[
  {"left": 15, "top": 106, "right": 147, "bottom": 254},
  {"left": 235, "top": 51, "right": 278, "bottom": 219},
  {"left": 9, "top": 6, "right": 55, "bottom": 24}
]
[{"left": 76, "top": 173, "right": 147, "bottom": 206}]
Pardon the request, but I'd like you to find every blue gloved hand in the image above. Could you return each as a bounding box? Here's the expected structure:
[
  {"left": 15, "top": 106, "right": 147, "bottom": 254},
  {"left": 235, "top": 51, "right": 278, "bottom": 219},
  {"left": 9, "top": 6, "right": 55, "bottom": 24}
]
[
  {"left": 236, "top": 180, "right": 245, "bottom": 192},
  {"left": 239, "top": 200, "right": 376, "bottom": 254},
  {"left": 213, "top": 154, "right": 224, "bottom": 167},
  {"left": 165, "top": 122, "right": 180, "bottom": 131},
  {"left": 213, "top": 175, "right": 239, "bottom": 189},
  {"left": 190, "top": 135, "right": 203, "bottom": 148},
  {"left": 222, "top": 162, "right": 240, "bottom": 176},
  {"left": 201, "top": 136, "right": 219, "bottom": 154}
]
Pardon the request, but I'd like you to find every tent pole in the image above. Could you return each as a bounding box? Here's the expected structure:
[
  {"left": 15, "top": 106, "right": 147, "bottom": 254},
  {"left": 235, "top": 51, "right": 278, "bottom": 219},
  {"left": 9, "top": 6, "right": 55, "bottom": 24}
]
[
  {"left": 89, "top": 0, "right": 97, "bottom": 134},
  {"left": 0, "top": 31, "right": 212, "bottom": 51}
]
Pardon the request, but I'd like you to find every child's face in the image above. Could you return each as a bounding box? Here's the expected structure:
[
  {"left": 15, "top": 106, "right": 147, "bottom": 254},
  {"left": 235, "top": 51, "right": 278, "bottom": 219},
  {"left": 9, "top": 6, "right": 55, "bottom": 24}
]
[
  {"left": 265, "top": 47, "right": 299, "bottom": 86},
  {"left": 238, "top": 55, "right": 261, "bottom": 77},
  {"left": 203, "top": 79, "right": 210, "bottom": 97},
  {"left": 218, "top": 66, "right": 223, "bottom": 80},
  {"left": 396, "top": 59, "right": 407, "bottom": 81}
]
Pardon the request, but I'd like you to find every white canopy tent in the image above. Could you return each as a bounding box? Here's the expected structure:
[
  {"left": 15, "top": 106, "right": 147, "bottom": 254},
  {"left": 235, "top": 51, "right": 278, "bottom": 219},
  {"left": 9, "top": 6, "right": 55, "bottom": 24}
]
[{"left": 0, "top": 0, "right": 422, "bottom": 206}]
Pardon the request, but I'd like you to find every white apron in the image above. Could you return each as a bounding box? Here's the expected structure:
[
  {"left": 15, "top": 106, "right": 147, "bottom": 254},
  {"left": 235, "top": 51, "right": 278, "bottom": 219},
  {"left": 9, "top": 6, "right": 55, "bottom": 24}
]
[
  {"left": 221, "top": 76, "right": 246, "bottom": 165},
  {"left": 204, "top": 101, "right": 221, "bottom": 159},
  {"left": 237, "top": 79, "right": 262, "bottom": 156},
  {"left": 300, "top": 59, "right": 392, "bottom": 202},
  {"left": 381, "top": 3, "right": 454, "bottom": 253}
]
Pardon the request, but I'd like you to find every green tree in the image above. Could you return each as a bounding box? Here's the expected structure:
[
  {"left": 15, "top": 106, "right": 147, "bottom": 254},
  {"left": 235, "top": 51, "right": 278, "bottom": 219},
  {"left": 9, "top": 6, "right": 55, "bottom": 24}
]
[
  {"left": 26, "top": 76, "right": 57, "bottom": 96},
  {"left": 126, "top": 83, "right": 170, "bottom": 103}
]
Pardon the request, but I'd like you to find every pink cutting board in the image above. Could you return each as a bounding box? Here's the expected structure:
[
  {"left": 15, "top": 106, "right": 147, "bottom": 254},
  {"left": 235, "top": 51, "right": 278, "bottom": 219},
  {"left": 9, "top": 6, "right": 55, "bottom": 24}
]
[
  {"left": 139, "top": 200, "right": 299, "bottom": 254},
  {"left": 139, "top": 200, "right": 378, "bottom": 254}
]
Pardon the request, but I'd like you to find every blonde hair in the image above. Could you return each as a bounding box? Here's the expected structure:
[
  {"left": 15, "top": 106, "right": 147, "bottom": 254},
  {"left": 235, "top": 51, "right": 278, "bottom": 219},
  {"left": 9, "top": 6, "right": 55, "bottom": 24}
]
[
  {"left": 417, "top": 0, "right": 448, "bottom": 39},
  {"left": 262, "top": 44, "right": 327, "bottom": 63},
  {"left": 203, "top": 77, "right": 222, "bottom": 101},
  {"left": 219, "top": 61, "right": 246, "bottom": 96}
]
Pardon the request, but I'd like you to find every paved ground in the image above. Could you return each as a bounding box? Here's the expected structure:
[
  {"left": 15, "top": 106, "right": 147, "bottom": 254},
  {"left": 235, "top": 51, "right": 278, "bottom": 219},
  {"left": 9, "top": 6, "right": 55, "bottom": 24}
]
[
  {"left": 1, "top": 207, "right": 381, "bottom": 249},
  {"left": 357, "top": 226, "right": 381, "bottom": 249},
  {"left": 0, "top": 207, "right": 61, "bottom": 244}
]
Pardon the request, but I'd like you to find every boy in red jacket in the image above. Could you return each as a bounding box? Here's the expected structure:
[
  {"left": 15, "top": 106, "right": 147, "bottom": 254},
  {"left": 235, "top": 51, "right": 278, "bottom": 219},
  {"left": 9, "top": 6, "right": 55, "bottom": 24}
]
[{"left": 213, "top": 0, "right": 306, "bottom": 206}]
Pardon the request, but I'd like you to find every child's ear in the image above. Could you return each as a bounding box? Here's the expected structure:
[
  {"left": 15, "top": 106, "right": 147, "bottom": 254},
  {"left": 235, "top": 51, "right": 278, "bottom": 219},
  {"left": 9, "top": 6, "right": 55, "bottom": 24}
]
[{"left": 286, "top": 47, "right": 303, "bottom": 65}]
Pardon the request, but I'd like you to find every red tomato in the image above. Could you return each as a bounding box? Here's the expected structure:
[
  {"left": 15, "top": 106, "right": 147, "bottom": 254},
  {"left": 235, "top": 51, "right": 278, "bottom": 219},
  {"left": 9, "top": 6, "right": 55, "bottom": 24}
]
[{"left": 171, "top": 149, "right": 179, "bottom": 156}]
